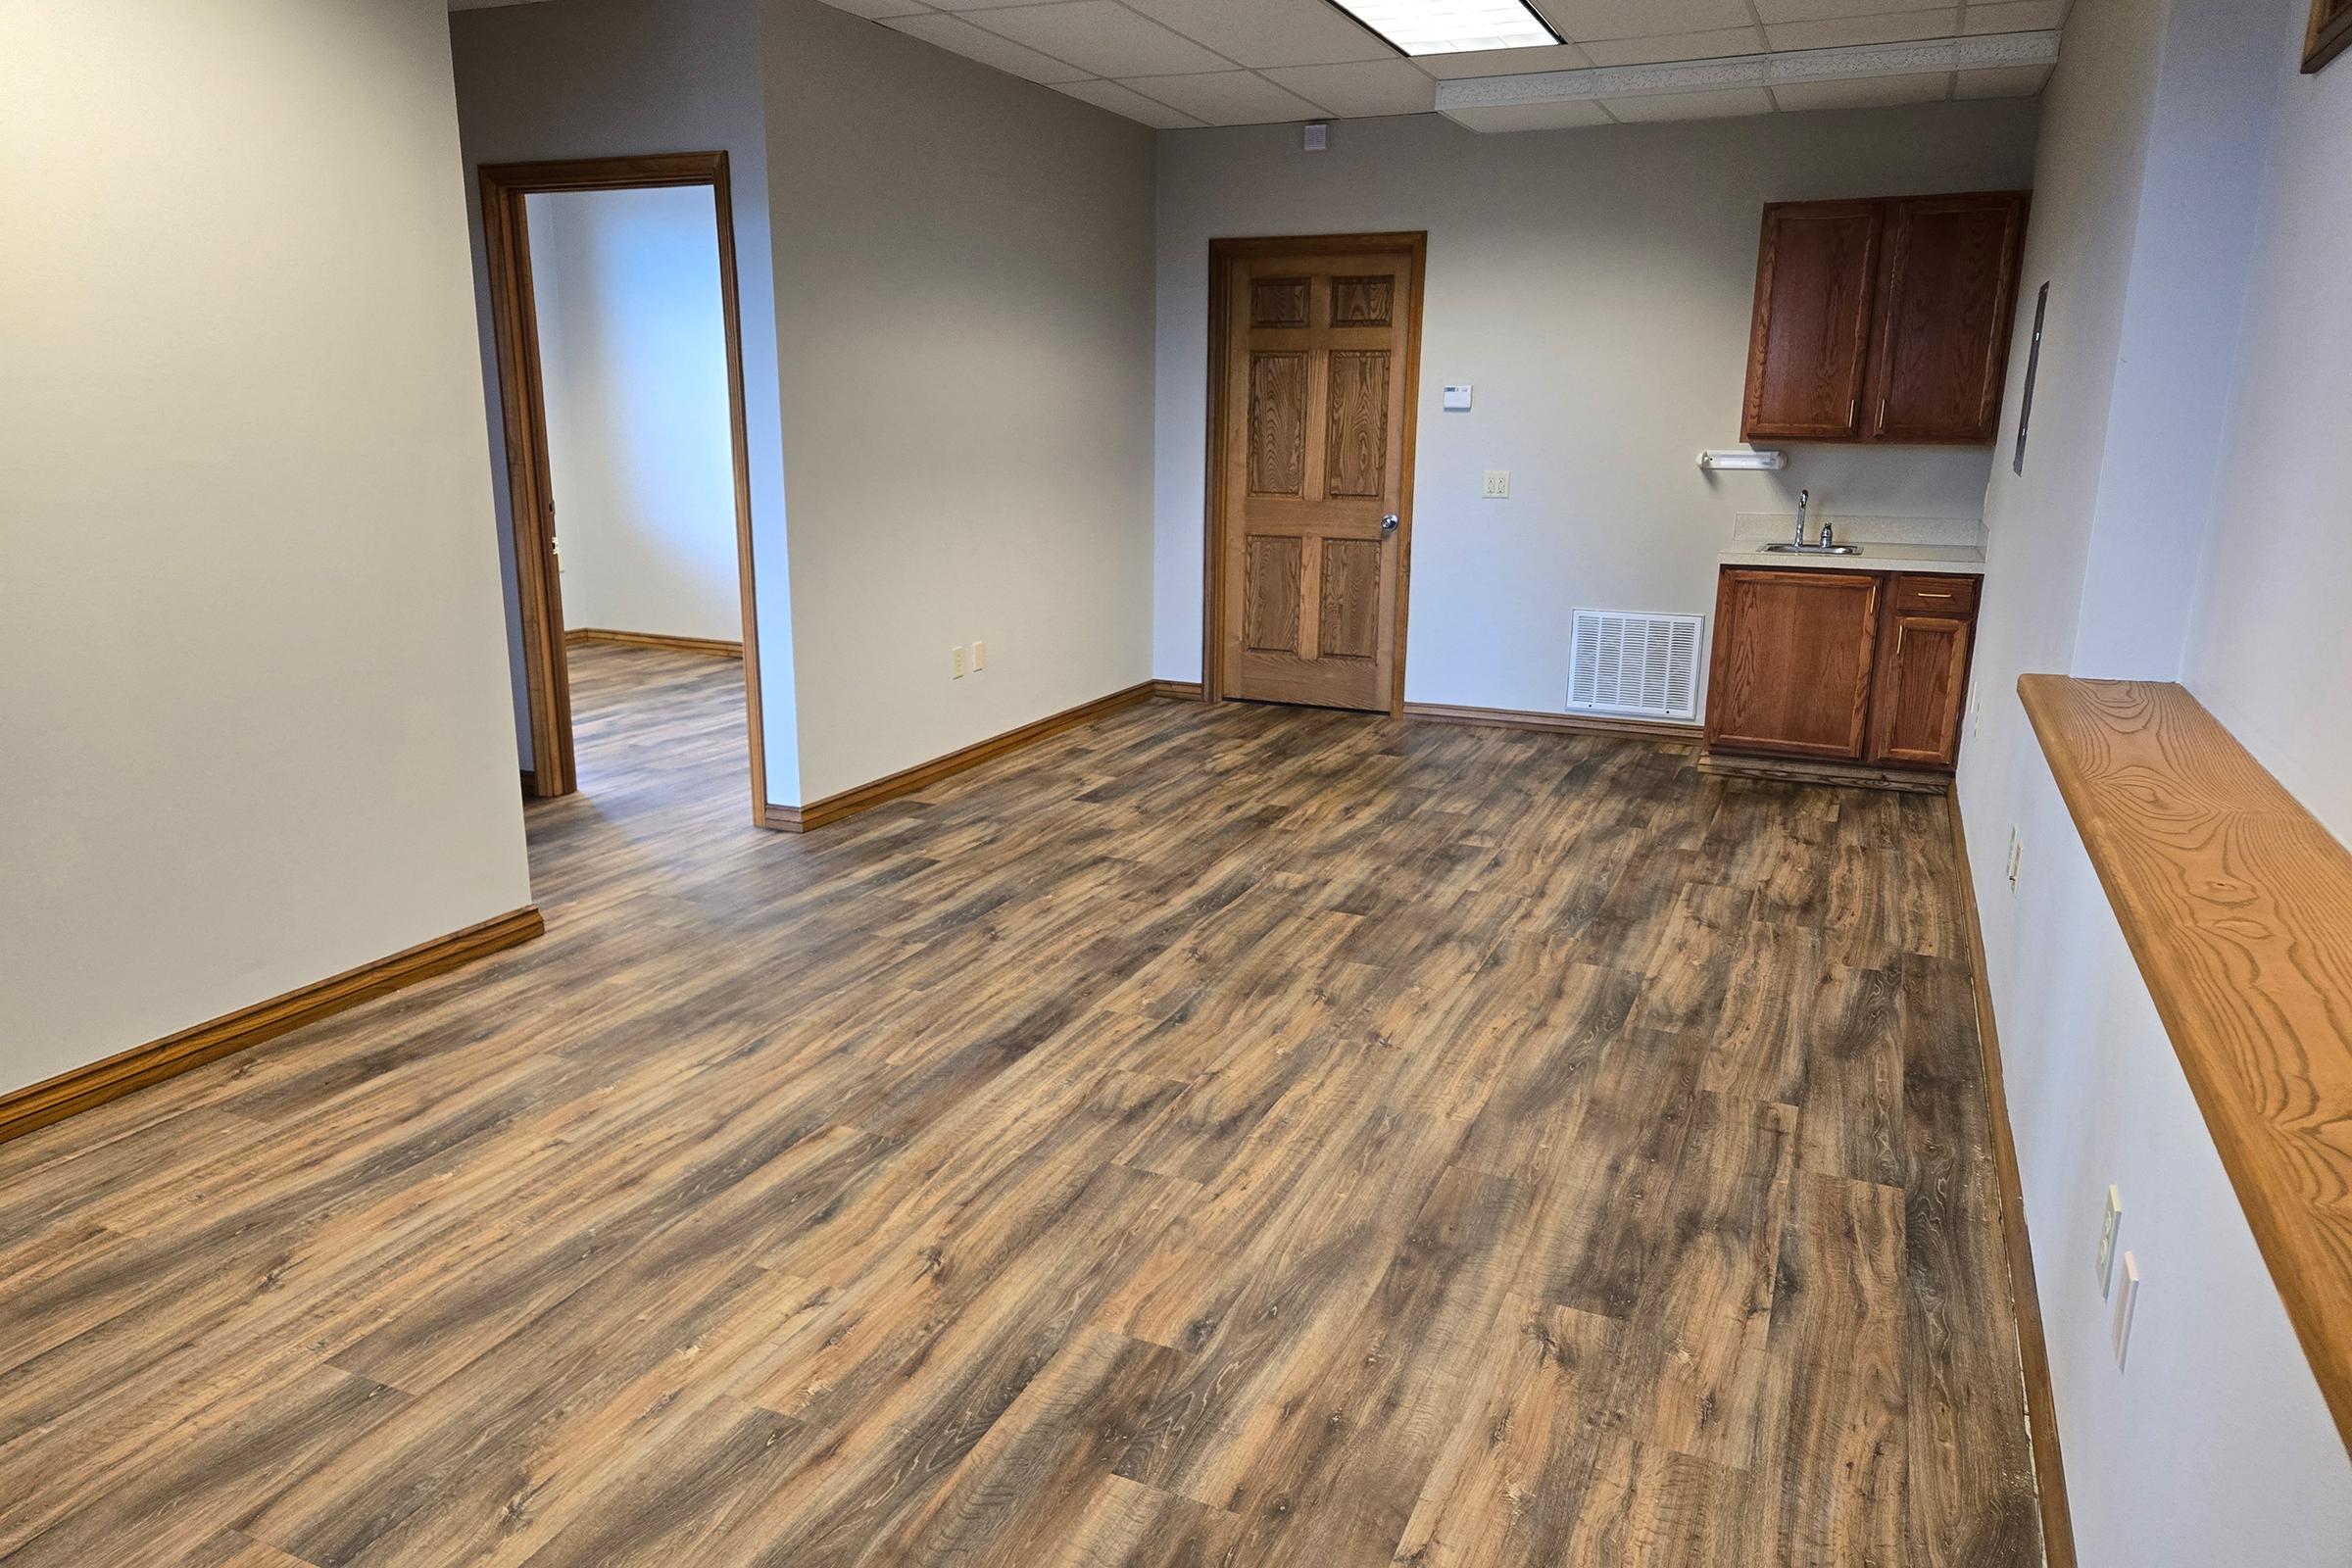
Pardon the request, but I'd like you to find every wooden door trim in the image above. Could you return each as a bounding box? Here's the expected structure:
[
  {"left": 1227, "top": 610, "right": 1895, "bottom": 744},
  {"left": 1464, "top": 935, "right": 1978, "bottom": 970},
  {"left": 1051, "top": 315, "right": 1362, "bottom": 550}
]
[
  {"left": 1201, "top": 232, "right": 1426, "bottom": 715},
  {"left": 478, "top": 151, "right": 771, "bottom": 828}
]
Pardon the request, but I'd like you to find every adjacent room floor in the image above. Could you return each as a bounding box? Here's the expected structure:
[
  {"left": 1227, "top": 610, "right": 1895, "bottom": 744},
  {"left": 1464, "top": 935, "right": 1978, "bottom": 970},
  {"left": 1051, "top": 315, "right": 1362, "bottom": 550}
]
[{"left": 0, "top": 642, "right": 2041, "bottom": 1567}]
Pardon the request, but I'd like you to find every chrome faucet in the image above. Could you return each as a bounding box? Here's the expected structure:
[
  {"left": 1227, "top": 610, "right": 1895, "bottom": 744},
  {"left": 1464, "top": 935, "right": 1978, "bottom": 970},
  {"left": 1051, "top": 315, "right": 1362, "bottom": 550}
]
[
  {"left": 1793, "top": 489, "right": 1810, "bottom": 547},
  {"left": 1819, "top": 516, "right": 1836, "bottom": 550}
]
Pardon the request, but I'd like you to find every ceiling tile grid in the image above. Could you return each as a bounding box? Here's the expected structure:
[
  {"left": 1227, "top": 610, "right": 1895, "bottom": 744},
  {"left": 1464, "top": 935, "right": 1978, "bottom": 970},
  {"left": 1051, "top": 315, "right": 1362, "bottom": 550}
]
[{"left": 808, "top": 0, "right": 2074, "bottom": 130}]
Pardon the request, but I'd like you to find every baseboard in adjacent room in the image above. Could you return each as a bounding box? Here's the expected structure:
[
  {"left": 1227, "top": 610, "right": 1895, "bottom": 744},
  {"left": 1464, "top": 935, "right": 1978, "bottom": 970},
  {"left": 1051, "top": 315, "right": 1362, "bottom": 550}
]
[
  {"left": 1152, "top": 680, "right": 1206, "bottom": 701},
  {"left": 1403, "top": 701, "right": 1702, "bottom": 746},
  {"left": 1948, "top": 797, "right": 2078, "bottom": 1568},
  {"left": 0, "top": 906, "right": 546, "bottom": 1147},
  {"left": 765, "top": 681, "right": 1158, "bottom": 834},
  {"left": 565, "top": 628, "right": 743, "bottom": 658}
]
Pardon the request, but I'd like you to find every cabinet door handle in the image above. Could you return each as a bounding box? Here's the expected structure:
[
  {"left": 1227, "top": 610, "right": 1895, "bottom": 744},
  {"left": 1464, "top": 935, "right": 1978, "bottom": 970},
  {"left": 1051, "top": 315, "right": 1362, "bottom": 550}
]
[{"left": 1916, "top": 591, "right": 1952, "bottom": 599}]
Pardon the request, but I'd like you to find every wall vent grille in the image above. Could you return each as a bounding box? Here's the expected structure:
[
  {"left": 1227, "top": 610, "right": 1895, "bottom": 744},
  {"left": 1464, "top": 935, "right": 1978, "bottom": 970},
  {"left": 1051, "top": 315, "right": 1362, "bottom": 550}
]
[{"left": 1568, "top": 610, "right": 1702, "bottom": 721}]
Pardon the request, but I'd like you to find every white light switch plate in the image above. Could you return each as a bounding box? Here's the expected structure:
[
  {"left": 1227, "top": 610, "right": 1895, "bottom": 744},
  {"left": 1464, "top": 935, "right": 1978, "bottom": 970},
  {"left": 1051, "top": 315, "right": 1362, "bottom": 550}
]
[
  {"left": 1483, "top": 469, "right": 1510, "bottom": 499},
  {"left": 972, "top": 640, "right": 985, "bottom": 672}
]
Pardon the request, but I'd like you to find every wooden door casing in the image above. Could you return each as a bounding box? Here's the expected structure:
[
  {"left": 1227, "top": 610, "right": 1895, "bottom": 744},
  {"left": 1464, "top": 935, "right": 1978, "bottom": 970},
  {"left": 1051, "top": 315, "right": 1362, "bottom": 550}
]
[
  {"left": 1704, "top": 568, "right": 1882, "bottom": 760},
  {"left": 1741, "top": 201, "right": 1883, "bottom": 441},
  {"left": 1208, "top": 236, "right": 1424, "bottom": 713},
  {"left": 1868, "top": 193, "right": 2029, "bottom": 444}
]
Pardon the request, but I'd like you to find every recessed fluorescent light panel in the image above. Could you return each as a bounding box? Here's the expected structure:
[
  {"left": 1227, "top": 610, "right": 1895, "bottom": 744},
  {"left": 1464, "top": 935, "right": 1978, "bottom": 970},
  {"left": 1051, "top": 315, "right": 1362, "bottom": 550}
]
[{"left": 1324, "top": 0, "right": 1562, "bottom": 56}]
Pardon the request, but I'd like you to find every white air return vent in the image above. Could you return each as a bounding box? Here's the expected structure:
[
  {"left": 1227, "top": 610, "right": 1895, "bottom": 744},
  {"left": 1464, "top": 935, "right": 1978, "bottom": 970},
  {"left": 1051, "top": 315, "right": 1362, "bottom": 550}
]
[{"left": 1568, "top": 611, "right": 1702, "bottom": 721}]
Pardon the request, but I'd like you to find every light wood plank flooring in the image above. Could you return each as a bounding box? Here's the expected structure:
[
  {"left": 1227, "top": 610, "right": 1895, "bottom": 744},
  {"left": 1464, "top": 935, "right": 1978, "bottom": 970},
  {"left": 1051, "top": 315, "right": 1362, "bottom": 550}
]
[{"left": 0, "top": 643, "right": 2041, "bottom": 1566}]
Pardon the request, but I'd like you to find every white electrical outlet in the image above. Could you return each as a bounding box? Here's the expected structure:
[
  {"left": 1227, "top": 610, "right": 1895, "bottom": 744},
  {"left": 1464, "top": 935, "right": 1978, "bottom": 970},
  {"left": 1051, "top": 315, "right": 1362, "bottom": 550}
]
[
  {"left": 972, "top": 640, "right": 986, "bottom": 672},
  {"left": 2006, "top": 829, "right": 2023, "bottom": 891},
  {"left": 2095, "top": 1185, "right": 2124, "bottom": 1298},
  {"left": 1482, "top": 470, "right": 1510, "bottom": 499},
  {"left": 2112, "top": 1251, "right": 2141, "bottom": 1368},
  {"left": 952, "top": 645, "right": 967, "bottom": 680}
]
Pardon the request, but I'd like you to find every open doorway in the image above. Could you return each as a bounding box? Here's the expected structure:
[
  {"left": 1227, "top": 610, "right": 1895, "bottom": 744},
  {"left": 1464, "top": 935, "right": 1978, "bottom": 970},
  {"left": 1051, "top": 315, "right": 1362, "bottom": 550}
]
[{"left": 479, "top": 153, "right": 769, "bottom": 826}]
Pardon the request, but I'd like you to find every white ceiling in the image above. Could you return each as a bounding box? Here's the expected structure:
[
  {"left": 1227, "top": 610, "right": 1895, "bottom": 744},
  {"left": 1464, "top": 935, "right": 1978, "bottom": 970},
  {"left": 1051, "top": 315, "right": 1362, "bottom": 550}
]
[{"left": 811, "top": 0, "right": 2070, "bottom": 129}]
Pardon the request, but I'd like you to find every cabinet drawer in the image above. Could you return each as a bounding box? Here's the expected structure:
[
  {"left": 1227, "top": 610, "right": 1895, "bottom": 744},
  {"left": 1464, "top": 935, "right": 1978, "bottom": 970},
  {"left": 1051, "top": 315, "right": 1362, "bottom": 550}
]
[{"left": 1890, "top": 574, "right": 1979, "bottom": 614}]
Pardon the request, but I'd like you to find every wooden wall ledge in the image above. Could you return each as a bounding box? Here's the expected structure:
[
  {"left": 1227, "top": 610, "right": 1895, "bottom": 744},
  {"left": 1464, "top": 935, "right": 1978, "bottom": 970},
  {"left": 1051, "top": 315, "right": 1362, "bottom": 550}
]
[{"left": 2020, "top": 675, "right": 2352, "bottom": 1453}]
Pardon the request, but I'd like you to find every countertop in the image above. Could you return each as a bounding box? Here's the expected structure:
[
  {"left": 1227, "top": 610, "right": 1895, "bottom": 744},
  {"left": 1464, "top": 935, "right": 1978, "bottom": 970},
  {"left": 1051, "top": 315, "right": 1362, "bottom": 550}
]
[{"left": 1716, "top": 543, "right": 1987, "bottom": 576}]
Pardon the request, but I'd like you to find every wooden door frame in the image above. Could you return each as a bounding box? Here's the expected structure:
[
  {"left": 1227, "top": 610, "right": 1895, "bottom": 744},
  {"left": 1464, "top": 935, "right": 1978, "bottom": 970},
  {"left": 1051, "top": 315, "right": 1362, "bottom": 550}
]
[
  {"left": 479, "top": 151, "right": 769, "bottom": 827},
  {"left": 1200, "top": 232, "right": 1427, "bottom": 716}
]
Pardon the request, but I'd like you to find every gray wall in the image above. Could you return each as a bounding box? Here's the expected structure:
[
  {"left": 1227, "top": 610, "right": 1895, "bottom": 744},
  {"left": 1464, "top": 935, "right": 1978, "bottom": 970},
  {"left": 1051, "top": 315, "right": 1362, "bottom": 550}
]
[
  {"left": 2, "top": 0, "right": 532, "bottom": 1092},
  {"left": 1150, "top": 100, "right": 2042, "bottom": 710}
]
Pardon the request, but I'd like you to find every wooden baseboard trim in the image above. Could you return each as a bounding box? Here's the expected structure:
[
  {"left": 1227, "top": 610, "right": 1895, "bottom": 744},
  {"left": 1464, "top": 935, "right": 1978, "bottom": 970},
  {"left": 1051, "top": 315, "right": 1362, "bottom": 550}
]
[
  {"left": 0, "top": 906, "right": 546, "bottom": 1148},
  {"left": 1948, "top": 796, "right": 2078, "bottom": 1568},
  {"left": 765, "top": 681, "right": 1158, "bottom": 834},
  {"left": 1152, "top": 679, "right": 1205, "bottom": 702},
  {"left": 1402, "top": 701, "right": 1701, "bottom": 745},
  {"left": 1699, "top": 750, "right": 1950, "bottom": 794},
  {"left": 520, "top": 767, "right": 538, "bottom": 796},
  {"left": 565, "top": 628, "right": 744, "bottom": 659}
]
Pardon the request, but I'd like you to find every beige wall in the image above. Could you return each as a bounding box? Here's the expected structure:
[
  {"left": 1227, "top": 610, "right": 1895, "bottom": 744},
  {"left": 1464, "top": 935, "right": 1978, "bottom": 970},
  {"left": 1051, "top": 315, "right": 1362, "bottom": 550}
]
[
  {"left": 1150, "top": 101, "right": 2041, "bottom": 708},
  {"left": 765, "top": 0, "right": 1158, "bottom": 803},
  {"left": 0, "top": 0, "right": 532, "bottom": 1095}
]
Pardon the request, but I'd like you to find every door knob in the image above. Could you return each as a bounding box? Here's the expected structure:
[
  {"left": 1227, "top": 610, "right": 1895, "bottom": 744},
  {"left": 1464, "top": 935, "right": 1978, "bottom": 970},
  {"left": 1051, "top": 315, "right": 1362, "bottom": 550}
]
[{"left": 1382, "top": 514, "right": 1399, "bottom": 534}]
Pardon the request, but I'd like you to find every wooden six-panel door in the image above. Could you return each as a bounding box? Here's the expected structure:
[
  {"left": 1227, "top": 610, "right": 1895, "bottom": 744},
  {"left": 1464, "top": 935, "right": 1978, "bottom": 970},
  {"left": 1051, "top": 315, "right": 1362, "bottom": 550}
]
[{"left": 1213, "top": 239, "right": 1422, "bottom": 711}]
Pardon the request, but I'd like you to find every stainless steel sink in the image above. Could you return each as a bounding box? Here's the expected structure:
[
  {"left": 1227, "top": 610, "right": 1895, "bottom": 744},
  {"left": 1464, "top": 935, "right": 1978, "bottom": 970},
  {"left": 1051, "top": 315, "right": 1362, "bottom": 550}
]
[{"left": 1759, "top": 542, "right": 1865, "bottom": 555}]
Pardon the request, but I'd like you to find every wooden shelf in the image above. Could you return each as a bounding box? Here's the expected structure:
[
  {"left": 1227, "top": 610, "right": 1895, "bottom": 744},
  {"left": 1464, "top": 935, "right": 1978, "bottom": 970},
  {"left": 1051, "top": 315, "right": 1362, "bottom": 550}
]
[{"left": 2020, "top": 675, "right": 2352, "bottom": 1452}]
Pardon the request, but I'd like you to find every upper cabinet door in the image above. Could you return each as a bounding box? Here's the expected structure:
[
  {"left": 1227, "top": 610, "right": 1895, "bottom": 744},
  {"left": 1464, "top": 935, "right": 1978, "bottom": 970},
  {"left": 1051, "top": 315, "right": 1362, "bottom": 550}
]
[
  {"left": 1741, "top": 201, "right": 1883, "bottom": 442},
  {"left": 1867, "top": 192, "right": 2031, "bottom": 443}
]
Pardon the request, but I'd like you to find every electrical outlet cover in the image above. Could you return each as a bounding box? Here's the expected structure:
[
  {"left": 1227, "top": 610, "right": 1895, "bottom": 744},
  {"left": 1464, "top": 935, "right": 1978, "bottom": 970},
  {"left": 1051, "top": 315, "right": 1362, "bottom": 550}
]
[
  {"left": 2112, "top": 1251, "right": 2141, "bottom": 1368},
  {"left": 2096, "top": 1185, "right": 2123, "bottom": 1298},
  {"left": 952, "top": 646, "right": 967, "bottom": 680},
  {"left": 1483, "top": 469, "right": 1510, "bottom": 499}
]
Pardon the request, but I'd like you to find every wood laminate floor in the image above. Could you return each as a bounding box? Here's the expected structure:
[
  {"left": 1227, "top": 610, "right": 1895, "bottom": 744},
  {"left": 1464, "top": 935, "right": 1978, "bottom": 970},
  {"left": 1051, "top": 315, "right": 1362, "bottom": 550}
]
[{"left": 0, "top": 644, "right": 2041, "bottom": 1567}]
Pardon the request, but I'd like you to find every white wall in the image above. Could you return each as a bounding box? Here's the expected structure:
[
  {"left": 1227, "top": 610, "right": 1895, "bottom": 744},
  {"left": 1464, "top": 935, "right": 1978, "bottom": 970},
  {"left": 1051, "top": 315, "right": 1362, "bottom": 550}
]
[
  {"left": 1958, "top": 1, "right": 2352, "bottom": 1561},
  {"left": 1150, "top": 102, "right": 2041, "bottom": 708},
  {"left": 450, "top": 0, "right": 802, "bottom": 797},
  {"left": 2181, "top": 9, "right": 2352, "bottom": 841},
  {"left": 764, "top": 0, "right": 1157, "bottom": 803},
  {"left": 528, "top": 186, "right": 742, "bottom": 644},
  {"left": 453, "top": 0, "right": 1159, "bottom": 808},
  {"left": 0, "top": 0, "right": 532, "bottom": 1095}
]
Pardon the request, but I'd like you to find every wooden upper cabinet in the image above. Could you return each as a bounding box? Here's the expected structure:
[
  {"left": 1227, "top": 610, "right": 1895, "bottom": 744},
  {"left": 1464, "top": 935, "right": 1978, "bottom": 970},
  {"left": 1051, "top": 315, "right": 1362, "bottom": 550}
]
[
  {"left": 1742, "top": 202, "right": 1883, "bottom": 441},
  {"left": 1741, "top": 191, "right": 2030, "bottom": 446}
]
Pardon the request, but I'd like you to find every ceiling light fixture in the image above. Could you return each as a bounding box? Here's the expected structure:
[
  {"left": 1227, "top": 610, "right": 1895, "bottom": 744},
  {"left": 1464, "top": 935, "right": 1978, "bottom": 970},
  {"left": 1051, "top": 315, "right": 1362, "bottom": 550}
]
[{"left": 1321, "top": 0, "right": 1563, "bottom": 57}]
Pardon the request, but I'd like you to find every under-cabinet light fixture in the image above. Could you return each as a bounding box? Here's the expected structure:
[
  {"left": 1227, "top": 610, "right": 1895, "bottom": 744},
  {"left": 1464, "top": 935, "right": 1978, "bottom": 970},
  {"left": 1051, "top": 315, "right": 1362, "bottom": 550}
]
[
  {"left": 1320, "top": 0, "right": 1562, "bottom": 57},
  {"left": 1697, "top": 449, "right": 1788, "bottom": 471}
]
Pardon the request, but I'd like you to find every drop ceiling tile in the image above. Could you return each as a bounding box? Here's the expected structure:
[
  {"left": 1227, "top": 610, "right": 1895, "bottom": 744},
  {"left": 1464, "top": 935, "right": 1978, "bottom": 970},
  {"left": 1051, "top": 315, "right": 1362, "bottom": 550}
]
[
  {"left": 1417, "top": 41, "right": 1593, "bottom": 77},
  {"left": 1751, "top": 0, "right": 1949, "bottom": 19},
  {"left": 1772, "top": 70, "right": 1951, "bottom": 109},
  {"left": 883, "top": 12, "right": 1090, "bottom": 81},
  {"left": 1117, "top": 0, "right": 1393, "bottom": 68},
  {"left": 1601, "top": 85, "right": 1776, "bottom": 120},
  {"left": 814, "top": 0, "right": 933, "bottom": 18},
  {"left": 1580, "top": 25, "right": 1766, "bottom": 66},
  {"left": 1445, "top": 98, "right": 1616, "bottom": 131},
  {"left": 1962, "top": 0, "right": 2067, "bottom": 32},
  {"left": 1261, "top": 59, "right": 1436, "bottom": 118},
  {"left": 966, "top": 1, "right": 1231, "bottom": 76},
  {"left": 1764, "top": 9, "right": 1957, "bottom": 48},
  {"left": 1128, "top": 69, "right": 1329, "bottom": 124},
  {"left": 1540, "top": 0, "right": 1757, "bottom": 40},
  {"left": 1053, "top": 76, "right": 1208, "bottom": 125},
  {"left": 1952, "top": 61, "right": 2054, "bottom": 96}
]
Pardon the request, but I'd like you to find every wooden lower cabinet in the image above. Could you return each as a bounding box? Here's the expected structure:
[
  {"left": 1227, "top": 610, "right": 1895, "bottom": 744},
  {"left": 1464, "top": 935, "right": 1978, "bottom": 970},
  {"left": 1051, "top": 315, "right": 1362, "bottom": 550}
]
[{"left": 1705, "top": 566, "right": 1980, "bottom": 771}]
